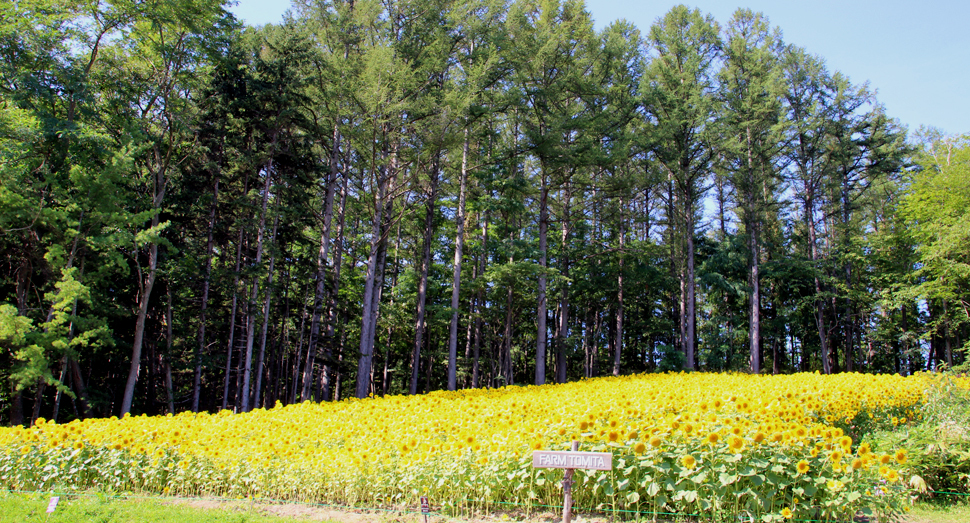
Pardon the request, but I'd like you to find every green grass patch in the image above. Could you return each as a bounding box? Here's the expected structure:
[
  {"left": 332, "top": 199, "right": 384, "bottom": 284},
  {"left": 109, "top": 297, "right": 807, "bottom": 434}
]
[
  {"left": 0, "top": 491, "right": 322, "bottom": 523},
  {"left": 908, "top": 500, "right": 970, "bottom": 523}
]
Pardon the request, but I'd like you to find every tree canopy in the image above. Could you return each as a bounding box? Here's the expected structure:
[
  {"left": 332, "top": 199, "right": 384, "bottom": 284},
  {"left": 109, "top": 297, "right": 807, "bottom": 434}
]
[{"left": 1, "top": 0, "right": 965, "bottom": 424}]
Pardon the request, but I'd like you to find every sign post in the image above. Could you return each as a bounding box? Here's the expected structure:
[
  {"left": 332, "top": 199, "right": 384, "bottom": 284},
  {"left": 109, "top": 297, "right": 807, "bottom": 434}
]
[
  {"left": 532, "top": 441, "right": 612, "bottom": 523},
  {"left": 420, "top": 495, "right": 430, "bottom": 523},
  {"left": 45, "top": 496, "right": 59, "bottom": 522}
]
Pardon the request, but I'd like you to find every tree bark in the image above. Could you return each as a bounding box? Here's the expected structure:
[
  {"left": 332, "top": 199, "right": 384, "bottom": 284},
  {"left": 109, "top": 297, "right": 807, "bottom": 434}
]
[
  {"left": 241, "top": 156, "right": 276, "bottom": 412},
  {"left": 121, "top": 138, "right": 171, "bottom": 416},
  {"left": 69, "top": 358, "right": 91, "bottom": 418},
  {"left": 447, "top": 131, "right": 469, "bottom": 391},
  {"left": 302, "top": 125, "right": 341, "bottom": 400},
  {"left": 749, "top": 219, "right": 761, "bottom": 374},
  {"left": 222, "top": 228, "right": 245, "bottom": 410},
  {"left": 253, "top": 213, "right": 281, "bottom": 408},
  {"left": 356, "top": 137, "right": 396, "bottom": 399},
  {"left": 411, "top": 157, "right": 440, "bottom": 394},
  {"left": 290, "top": 286, "right": 309, "bottom": 404},
  {"left": 52, "top": 357, "right": 69, "bottom": 423},
  {"left": 164, "top": 285, "right": 175, "bottom": 414},
  {"left": 614, "top": 203, "right": 625, "bottom": 376},
  {"left": 502, "top": 279, "right": 514, "bottom": 386},
  {"left": 193, "top": 177, "right": 218, "bottom": 412},
  {"left": 120, "top": 237, "right": 158, "bottom": 416},
  {"left": 472, "top": 210, "right": 488, "bottom": 389},
  {"left": 685, "top": 198, "right": 696, "bottom": 370},
  {"left": 320, "top": 168, "right": 350, "bottom": 401},
  {"left": 556, "top": 184, "right": 571, "bottom": 383},
  {"left": 807, "top": 189, "right": 832, "bottom": 374},
  {"left": 10, "top": 390, "right": 23, "bottom": 427},
  {"left": 745, "top": 123, "right": 762, "bottom": 375},
  {"left": 536, "top": 173, "right": 549, "bottom": 385}
]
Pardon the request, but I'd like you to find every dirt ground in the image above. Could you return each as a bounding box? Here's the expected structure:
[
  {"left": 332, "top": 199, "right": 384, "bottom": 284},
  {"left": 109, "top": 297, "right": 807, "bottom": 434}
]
[
  {"left": 173, "top": 498, "right": 614, "bottom": 523},
  {"left": 173, "top": 498, "right": 967, "bottom": 523}
]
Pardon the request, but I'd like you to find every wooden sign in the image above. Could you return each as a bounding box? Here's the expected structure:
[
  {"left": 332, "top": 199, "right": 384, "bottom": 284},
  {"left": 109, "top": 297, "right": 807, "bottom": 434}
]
[
  {"left": 532, "top": 450, "right": 613, "bottom": 471},
  {"left": 533, "top": 442, "right": 613, "bottom": 523}
]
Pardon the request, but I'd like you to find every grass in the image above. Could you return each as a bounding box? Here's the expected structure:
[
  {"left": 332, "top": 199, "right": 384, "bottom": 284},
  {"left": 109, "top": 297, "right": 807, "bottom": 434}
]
[
  {"left": 0, "top": 490, "right": 323, "bottom": 523},
  {"left": 5, "top": 489, "right": 970, "bottom": 523},
  {"left": 907, "top": 500, "right": 970, "bottom": 523}
]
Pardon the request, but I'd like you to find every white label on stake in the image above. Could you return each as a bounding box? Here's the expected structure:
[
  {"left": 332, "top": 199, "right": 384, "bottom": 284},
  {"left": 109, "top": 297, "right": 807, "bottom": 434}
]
[
  {"left": 532, "top": 450, "right": 613, "bottom": 470},
  {"left": 47, "top": 496, "right": 60, "bottom": 513}
]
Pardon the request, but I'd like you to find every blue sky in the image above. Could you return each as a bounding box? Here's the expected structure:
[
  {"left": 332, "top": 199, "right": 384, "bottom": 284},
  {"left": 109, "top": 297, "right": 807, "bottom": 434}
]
[{"left": 229, "top": 1, "right": 969, "bottom": 136}]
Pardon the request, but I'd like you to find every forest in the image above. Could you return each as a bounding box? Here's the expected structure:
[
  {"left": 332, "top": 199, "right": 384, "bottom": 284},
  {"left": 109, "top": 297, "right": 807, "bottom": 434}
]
[{"left": 1, "top": 0, "right": 968, "bottom": 425}]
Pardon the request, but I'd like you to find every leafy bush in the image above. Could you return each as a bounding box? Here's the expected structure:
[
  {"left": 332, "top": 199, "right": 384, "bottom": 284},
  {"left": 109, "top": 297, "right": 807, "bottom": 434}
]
[{"left": 874, "top": 373, "right": 970, "bottom": 499}]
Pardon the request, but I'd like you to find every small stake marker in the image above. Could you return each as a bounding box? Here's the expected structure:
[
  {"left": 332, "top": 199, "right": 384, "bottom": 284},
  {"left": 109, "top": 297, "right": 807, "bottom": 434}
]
[
  {"left": 45, "top": 496, "right": 59, "bottom": 521},
  {"left": 420, "top": 495, "right": 430, "bottom": 523}
]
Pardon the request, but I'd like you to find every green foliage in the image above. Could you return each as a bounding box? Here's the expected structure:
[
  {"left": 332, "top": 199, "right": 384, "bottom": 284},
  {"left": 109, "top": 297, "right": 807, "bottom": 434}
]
[
  {"left": 0, "top": 0, "right": 963, "bottom": 433},
  {"left": 656, "top": 344, "right": 686, "bottom": 373},
  {"left": 897, "top": 135, "right": 970, "bottom": 369},
  {"left": 0, "top": 269, "right": 110, "bottom": 398},
  {"left": 874, "top": 373, "right": 970, "bottom": 497}
]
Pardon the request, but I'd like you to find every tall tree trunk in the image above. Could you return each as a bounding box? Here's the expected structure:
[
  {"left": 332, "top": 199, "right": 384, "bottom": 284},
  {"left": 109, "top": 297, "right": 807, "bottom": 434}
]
[
  {"left": 242, "top": 158, "right": 276, "bottom": 412},
  {"left": 806, "top": 188, "right": 832, "bottom": 374},
  {"left": 502, "top": 280, "right": 514, "bottom": 386},
  {"left": 424, "top": 333, "right": 434, "bottom": 392},
  {"left": 30, "top": 378, "right": 46, "bottom": 424},
  {"left": 472, "top": 210, "right": 488, "bottom": 389},
  {"left": 253, "top": 213, "right": 281, "bottom": 408},
  {"left": 69, "top": 358, "right": 91, "bottom": 418},
  {"left": 749, "top": 219, "right": 761, "bottom": 374},
  {"left": 121, "top": 151, "right": 170, "bottom": 416},
  {"left": 356, "top": 173, "right": 386, "bottom": 398},
  {"left": 614, "top": 203, "right": 625, "bottom": 376},
  {"left": 772, "top": 334, "right": 780, "bottom": 374},
  {"left": 193, "top": 177, "right": 218, "bottom": 412},
  {"left": 715, "top": 169, "right": 728, "bottom": 238},
  {"left": 944, "top": 301, "right": 953, "bottom": 368},
  {"left": 356, "top": 138, "right": 396, "bottom": 399},
  {"left": 411, "top": 158, "right": 440, "bottom": 394},
  {"left": 447, "top": 131, "right": 469, "bottom": 391},
  {"left": 901, "top": 303, "right": 913, "bottom": 375},
  {"left": 222, "top": 228, "right": 245, "bottom": 410},
  {"left": 556, "top": 184, "right": 570, "bottom": 383},
  {"left": 583, "top": 307, "right": 591, "bottom": 378},
  {"left": 290, "top": 287, "right": 308, "bottom": 404},
  {"left": 52, "top": 357, "right": 69, "bottom": 423},
  {"left": 164, "top": 285, "right": 175, "bottom": 414},
  {"left": 841, "top": 171, "right": 855, "bottom": 373},
  {"left": 745, "top": 123, "right": 762, "bottom": 375},
  {"left": 685, "top": 198, "right": 696, "bottom": 370},
  {"left": 321, "top": 169, "right": 350, "bottom": 401},
  {"left": 121, "top": 237, "right": 158, "bottom": 416},
  {"left": 52, "top": 267, "right": 83, "bottom": 422},
  {"left": 302, "top": 126, "right": 341, "bottom": 400},
  {"left": 10, "top": 390, "right": 23, "bottom": 427},
  {"left": 843, "top": 262, "right": 854, "bottom": 373},
  {"left": 536, "top": 173, "right": 549, "bottom": 385},
  {"left": 666, "top": 178, "right": 681, "bottom": 356}
]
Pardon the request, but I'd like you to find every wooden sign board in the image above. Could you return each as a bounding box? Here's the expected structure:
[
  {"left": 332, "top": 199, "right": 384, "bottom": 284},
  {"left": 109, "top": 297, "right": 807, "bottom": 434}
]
[{"left": 532, "top": 450, "right": 613, "bottom": 471}]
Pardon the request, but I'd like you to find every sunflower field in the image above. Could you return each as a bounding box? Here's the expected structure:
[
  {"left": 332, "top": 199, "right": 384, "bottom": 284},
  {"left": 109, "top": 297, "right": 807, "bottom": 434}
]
[{"left": 0, "top": 372, "right": 954, "bottom": 521}]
